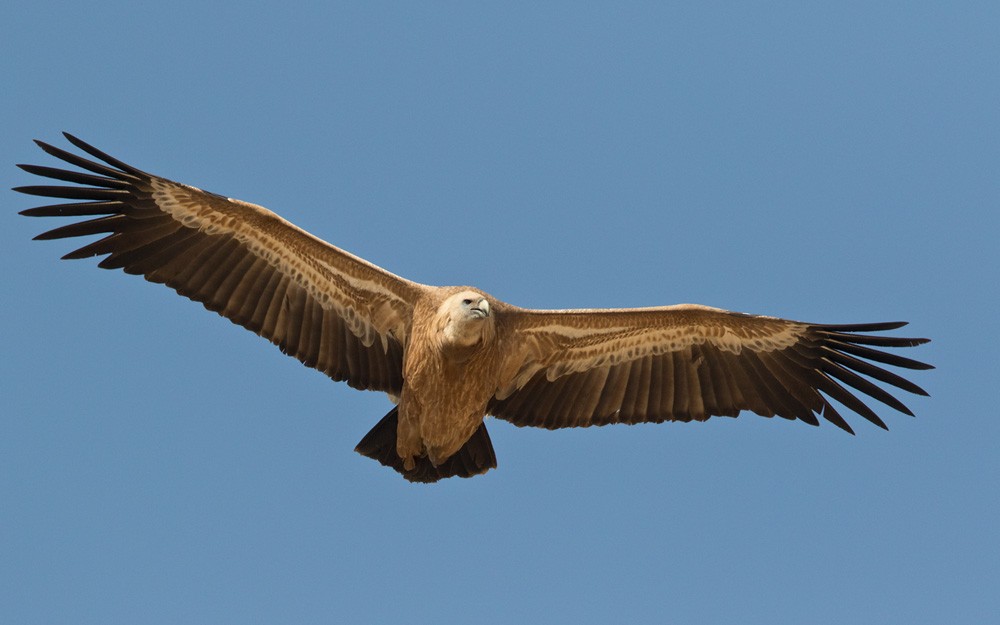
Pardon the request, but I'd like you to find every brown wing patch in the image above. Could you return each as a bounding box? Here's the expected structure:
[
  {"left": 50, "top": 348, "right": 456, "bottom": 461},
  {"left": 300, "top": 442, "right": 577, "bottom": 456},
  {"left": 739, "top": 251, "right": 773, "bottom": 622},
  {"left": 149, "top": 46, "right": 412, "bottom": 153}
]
[
  {"left": 17, "top": 133, "right": 415, "bottom": 394},
  {"left": 491, "top": 307, "right": 931, "bottom": 433}
]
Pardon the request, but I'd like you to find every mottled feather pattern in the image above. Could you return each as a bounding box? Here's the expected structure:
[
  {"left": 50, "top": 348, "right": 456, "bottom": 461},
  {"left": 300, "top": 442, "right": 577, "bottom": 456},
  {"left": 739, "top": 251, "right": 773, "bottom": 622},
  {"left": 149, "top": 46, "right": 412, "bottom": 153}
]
[
  {"left": 491, "top": 318, "right": 930, "bottom": 434},
  {"left": 17, "top": 133, "right": 415, "bottom": 395},
  {"left": 17, "top": 134, "right": 932, "bottom": 482}
]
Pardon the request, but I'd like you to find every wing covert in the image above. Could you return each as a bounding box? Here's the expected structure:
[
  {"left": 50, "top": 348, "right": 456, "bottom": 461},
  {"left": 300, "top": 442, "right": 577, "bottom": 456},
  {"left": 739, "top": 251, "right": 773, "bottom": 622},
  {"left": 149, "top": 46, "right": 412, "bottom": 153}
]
[
  {"left": 17, "top": 133, "right": 427, "bottom": 394},
  {"left": 490, "top": 305, "right": 931, "bottom": 433}
]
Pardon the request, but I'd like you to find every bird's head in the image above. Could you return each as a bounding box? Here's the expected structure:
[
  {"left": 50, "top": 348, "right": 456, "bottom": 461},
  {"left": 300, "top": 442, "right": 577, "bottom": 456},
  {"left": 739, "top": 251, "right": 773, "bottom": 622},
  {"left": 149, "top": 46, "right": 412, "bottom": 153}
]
[{"left": 438, "top": 289, "right": 494, "bottom": 350}]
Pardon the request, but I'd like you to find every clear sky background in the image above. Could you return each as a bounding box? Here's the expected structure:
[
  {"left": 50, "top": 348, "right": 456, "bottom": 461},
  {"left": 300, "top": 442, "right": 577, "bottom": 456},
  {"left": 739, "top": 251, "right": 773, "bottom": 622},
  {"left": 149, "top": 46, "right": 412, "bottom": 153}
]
[{"left": 2, "top": 2, "right": 997, "bottom": 624}]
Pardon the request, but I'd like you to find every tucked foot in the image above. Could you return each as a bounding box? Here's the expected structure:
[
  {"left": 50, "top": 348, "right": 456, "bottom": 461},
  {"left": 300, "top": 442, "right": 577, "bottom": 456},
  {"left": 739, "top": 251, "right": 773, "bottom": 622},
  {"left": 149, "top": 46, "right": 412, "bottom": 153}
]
[{"left": 354, "top": 407, "right": 498, "bottom": 483}]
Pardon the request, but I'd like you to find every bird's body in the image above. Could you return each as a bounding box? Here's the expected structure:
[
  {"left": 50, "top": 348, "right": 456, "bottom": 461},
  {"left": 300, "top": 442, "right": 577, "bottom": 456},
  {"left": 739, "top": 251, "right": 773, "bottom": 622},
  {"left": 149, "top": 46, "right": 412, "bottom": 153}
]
[
  {"left": 398, "top": 288, "right": 500, "bottom": 467},
  {"left": 16, "top": 134, "right": 932, "bottom": 482}
]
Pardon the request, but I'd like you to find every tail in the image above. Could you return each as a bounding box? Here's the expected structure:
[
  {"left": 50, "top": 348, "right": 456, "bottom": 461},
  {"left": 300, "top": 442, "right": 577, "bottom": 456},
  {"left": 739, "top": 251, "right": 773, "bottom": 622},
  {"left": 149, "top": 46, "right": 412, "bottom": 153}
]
[{"left": 354, "top": 407, "right": 497, "bottom": 483}]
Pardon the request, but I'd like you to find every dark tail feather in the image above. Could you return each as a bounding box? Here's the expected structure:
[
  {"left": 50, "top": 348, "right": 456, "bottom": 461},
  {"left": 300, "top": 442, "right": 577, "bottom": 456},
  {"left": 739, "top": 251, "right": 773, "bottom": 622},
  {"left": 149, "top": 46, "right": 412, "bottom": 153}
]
[{"left": 354, "top": 407, "right": 497, "bottom": 483}]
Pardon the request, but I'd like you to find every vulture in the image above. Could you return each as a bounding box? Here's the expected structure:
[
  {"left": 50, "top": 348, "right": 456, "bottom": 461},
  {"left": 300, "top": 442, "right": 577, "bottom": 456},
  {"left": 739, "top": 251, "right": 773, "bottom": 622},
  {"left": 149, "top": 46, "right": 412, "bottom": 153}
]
[{"left": 15, "top": 134, "right": 932, "bottom": 483}]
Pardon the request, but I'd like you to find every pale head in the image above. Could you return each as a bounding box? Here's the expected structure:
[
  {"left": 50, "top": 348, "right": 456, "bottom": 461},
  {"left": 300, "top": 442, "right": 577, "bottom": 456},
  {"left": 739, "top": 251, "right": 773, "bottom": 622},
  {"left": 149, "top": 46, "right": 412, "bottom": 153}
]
[{"left": 438, "top": 289, "right": 494, "bottom": 349}]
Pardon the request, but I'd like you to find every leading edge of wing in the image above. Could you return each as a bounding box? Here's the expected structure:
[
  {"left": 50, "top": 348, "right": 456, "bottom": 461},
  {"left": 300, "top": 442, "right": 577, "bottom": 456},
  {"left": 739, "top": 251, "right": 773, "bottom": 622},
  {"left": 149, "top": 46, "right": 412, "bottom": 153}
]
[
  {"left": 491, "top": 304, "right": 930, "bottom": 433},
  {"left": 16, "top": 133, "right": 428, "bottom": 392}
]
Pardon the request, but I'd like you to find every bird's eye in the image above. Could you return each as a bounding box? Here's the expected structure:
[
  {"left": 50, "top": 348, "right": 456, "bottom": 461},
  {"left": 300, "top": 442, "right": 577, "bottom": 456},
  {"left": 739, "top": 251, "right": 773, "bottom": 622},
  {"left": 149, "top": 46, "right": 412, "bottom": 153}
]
[{"left": 462, "top": 299, "right": 473, "bottom": 305}]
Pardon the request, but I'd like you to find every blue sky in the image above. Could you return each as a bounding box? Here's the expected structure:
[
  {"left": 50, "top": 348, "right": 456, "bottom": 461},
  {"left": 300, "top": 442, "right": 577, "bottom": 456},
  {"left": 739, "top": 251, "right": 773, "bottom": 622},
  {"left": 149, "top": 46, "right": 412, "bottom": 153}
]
[{"left": 2, "top": 2, "right": 997, "bottom": 623}]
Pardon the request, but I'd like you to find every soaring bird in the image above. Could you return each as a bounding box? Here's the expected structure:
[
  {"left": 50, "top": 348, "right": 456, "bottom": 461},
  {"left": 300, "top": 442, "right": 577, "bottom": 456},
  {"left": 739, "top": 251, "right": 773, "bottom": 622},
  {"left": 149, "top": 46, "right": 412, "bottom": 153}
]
[{"left": 16, "top": 134, "right": 932, "bottom": 482}]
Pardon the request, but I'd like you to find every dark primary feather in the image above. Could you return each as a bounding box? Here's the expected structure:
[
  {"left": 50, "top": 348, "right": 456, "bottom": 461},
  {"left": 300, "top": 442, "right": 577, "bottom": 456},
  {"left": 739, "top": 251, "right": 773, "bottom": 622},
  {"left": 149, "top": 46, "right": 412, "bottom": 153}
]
[
  {"left": 16, "top": 133, "right": 404, "bottom": 395},
  {"left": 489, "top": 321, "right": 931, "bottom": 435}
]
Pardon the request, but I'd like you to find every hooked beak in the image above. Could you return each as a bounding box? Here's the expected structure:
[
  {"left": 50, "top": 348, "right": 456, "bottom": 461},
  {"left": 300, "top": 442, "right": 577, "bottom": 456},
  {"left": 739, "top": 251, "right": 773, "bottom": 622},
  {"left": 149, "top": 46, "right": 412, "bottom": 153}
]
[{"left": 470, "top": 298, "right": 490, "bottom": 319}]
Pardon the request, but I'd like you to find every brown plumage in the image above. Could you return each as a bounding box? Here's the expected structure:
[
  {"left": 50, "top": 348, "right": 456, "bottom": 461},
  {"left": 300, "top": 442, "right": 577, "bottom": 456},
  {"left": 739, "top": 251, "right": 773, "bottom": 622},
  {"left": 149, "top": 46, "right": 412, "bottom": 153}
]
[{"left": 16, "top": 134, "right": 932, "bottom": 482}]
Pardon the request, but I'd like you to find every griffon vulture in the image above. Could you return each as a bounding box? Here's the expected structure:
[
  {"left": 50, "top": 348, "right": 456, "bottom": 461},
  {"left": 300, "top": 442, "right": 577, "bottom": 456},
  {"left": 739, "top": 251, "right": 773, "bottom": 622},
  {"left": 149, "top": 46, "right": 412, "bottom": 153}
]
[{"left": 16, "top": 134, "right": 932, "bottom": 482}]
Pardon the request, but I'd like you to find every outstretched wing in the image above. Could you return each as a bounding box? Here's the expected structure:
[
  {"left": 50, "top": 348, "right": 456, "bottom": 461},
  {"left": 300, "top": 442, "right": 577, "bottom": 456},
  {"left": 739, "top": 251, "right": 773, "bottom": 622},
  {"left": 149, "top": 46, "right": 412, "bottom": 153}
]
[
  {"left": 490, "top": 304, "right": 931, "bottom": 433},
  {"left": 16, "top": 133, "right": 429, "bottom": 395}
]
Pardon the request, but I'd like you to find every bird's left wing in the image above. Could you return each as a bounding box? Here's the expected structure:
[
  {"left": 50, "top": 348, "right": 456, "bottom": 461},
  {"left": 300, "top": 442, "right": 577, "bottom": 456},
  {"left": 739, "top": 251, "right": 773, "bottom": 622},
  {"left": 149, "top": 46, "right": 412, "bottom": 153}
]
[
  {"left": 490, "top": 304, "right": 931, "bottom": 433},
  {"left": 16, "top": 133, "right": 428, "bottom": 395}
]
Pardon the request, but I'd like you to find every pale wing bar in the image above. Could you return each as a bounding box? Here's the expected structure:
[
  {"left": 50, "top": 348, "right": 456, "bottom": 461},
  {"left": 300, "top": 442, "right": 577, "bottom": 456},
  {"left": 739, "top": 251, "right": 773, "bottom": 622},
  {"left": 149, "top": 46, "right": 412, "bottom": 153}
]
[
  {"left": 489, "top": 320, "right": 931, "bottom": 434},
  {"left": 16, "top": 133, "right": 406, "bottom": 394}
]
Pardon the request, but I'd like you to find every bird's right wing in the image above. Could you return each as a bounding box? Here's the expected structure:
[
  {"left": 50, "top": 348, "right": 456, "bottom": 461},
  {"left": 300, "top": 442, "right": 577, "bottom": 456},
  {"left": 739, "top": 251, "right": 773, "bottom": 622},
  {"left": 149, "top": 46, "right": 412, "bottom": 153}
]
[{"left": 16, "top": 133, "right": 428, "bottom": 395}]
